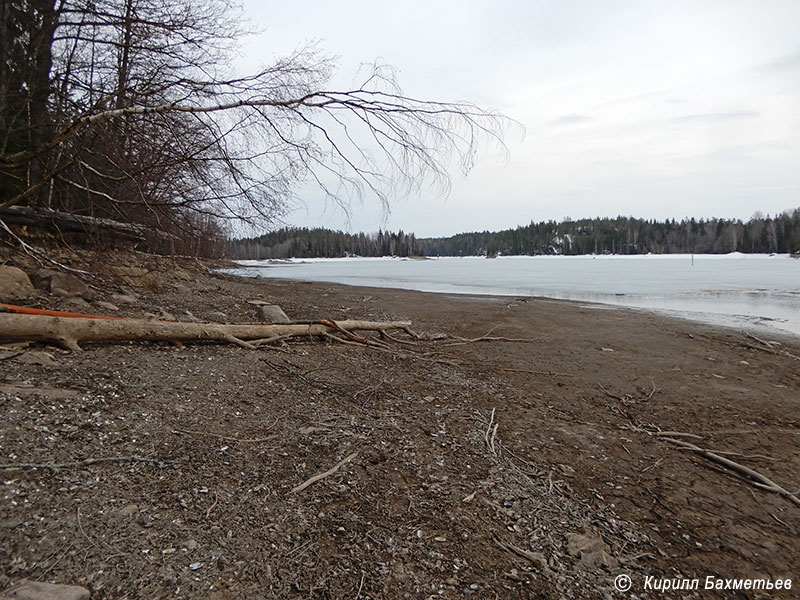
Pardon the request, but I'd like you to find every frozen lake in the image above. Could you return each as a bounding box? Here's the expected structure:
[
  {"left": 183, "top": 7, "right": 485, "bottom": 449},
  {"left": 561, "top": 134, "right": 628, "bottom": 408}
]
[{"left": 225, "top": 254, "right": 800, "bottom": 337}]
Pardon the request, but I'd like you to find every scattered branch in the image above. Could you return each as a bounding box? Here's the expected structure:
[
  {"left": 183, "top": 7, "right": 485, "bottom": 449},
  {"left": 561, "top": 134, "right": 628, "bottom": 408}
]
[
  {"left": 662, "top": 437, "right": 800, "bottom": 508},
  {"left": 0, "top": 455, "right": 164, "bottom": 470},
  {"left": 290, "top": 451, "right": 359, "bottom": 493}
]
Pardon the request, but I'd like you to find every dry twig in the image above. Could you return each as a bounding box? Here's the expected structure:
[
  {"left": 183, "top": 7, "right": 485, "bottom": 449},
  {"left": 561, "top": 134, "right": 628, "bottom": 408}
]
[
  {"left": 171, "top": 427, "right": 277, "bottom": 443},
  {"left": 663, "top": 437, "right": 800, "bottom": 508},
  {"left": 0, "top": 455, "right": 162, "bottom": 470},
  {"left": 290, "top": 451, "right": 359, "bottom": 494}
]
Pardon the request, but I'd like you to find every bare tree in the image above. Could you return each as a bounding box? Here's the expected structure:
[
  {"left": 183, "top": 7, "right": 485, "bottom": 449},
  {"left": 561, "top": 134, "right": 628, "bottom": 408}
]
[{"left": 1, "top": 0, "right": 515, "bottom": 252}]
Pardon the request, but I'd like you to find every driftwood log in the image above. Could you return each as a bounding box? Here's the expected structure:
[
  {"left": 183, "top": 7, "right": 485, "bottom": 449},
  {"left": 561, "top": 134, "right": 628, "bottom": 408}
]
[{"left": 0, "top": 313, "right": 414, "bottom": 351}]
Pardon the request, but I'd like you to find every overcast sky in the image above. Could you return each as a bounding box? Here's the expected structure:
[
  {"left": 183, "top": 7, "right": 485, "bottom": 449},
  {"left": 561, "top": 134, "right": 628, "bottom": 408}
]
[{"left": 237, "top": 0, "right": 800, "bottom": 237}]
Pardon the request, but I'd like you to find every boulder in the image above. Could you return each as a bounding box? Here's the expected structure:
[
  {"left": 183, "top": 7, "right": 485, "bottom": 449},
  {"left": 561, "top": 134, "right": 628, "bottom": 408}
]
[
  {"left": 29, "top": 269, "right": 89, "bottom": 298},
  {"left": 257, "top": 304, "right": 290, "bottom": 323},
  {"left": 0, "top": 266, "right": 36, "bottom": 301}
]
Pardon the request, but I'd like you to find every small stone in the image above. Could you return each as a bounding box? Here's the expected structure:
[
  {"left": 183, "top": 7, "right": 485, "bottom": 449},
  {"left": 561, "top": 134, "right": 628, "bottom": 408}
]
[
  {"left": 188, "top": 562, "right": 202, "bottom": 571},
  {"left": 445, "top": 578, "right": 457, "bottom": 586},
  {"left": 0, "top": 266, "right": 36, "bottom": 301},
  {"left": 566, "top": 529, "right": 618, "bottom": 569},
  {"left": 601, "top": 347, "right": 614, "bottom": 352},
  {"left": 63, "top": 297, "right": 90, "bottom": 309},
  {"left": 111, "top": 293, "right": 138, "bottom": 305},
  {"left": 184, "top": 539, "right": 198, "bottom": 550},
  {"left": 94, "top": 301, "right": 119, "bottom": 312},
  {"left": 469, "top": 583, "right": 479, "bottom": 590},
  {"left": 117, "top": 504, "right": 139, "bottom": 517},
  {"left": 14, "top": 351, "right": 57, "bottom": 367},
  {"left": 0, "top": 579, "right": 90, "bottom": 600}
]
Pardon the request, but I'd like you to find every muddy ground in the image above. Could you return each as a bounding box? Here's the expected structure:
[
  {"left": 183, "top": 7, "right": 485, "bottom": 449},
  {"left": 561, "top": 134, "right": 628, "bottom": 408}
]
[{"left": 1, "top": 251, "right": 798, "bottom": 599}]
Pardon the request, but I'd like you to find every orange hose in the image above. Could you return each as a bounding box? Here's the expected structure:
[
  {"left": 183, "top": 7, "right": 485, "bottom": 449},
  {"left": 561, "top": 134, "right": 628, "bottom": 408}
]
[{"left": 0, "top": 303, "right": 125, "bottom": 320}]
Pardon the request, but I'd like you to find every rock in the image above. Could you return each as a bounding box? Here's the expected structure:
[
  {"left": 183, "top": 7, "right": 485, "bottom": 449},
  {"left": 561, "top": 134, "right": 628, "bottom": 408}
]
[
  {"left": 63, "top": 297, "right": 90, "bottom": 310},
  {"left": 110, "top": 293, "right": 138, "bottom": 305},
  {"left": 566, "top": 529, "right": 618, "bottom": 569},
  {"left": 181, "top": 310, "right": 200, "bottom": 322},
  {"left": 0, "top": 580, "right": 90, "bottom": 600},
  {"left": 110, "top": 266, "right": 160, "bottom": 289},
  {"left": 257, "top": 304, "right": 290, "bottom": 323},
  {"left": 158, "top": 309, "right": 177, "bottom": 321},
  {"left": 118, "top": 504, "right": 139, "bottom": 517},
  {"left": 172, "top": 268, "right": 193, "bottom": 281},
  {"left": 29, "top": 269, "right": 88, "bottom": 298},
  {"left": 0, "top": 266, "right": 36, "bottom": 301},
  {"left": 94, "top": 301, "right": 119, "bottom": 312},
  {"left": 14, "top": 351, "right": 57, "bottom": 367}
]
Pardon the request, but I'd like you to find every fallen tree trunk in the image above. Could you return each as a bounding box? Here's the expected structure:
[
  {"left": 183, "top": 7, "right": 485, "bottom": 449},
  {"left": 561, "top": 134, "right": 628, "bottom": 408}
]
[
  {"left": 0, "top": 206, "right": 176, "bottom": 242},
  {"left": 0, "top": 313, "right": 414, "bottom": 351}
]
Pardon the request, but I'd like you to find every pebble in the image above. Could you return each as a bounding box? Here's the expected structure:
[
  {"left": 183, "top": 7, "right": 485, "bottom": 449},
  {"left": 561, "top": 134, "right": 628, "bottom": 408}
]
[
  {"left": 111, "top": 293, "right": 138, "bottom": 304},
  {"left": 94, "top": 301, "right": 119, "bottom": 312}
]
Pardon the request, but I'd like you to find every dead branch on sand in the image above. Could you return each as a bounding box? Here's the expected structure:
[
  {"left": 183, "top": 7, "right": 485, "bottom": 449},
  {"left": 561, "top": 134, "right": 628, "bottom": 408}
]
[
  {"left": 290, "top": 452, "right": 359, "bottom": 493},
  {"left": 0, "top": 455, "right": 164, "bottom": 470},
  {"left": 662, "top": 437, "right": 800, "bottom": 508}
]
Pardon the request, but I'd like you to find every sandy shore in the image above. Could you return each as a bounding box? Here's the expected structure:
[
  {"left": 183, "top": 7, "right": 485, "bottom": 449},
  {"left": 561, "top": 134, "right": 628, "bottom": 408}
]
[{"left": 1, "top": 253, "right": 798, "bottom": 599}]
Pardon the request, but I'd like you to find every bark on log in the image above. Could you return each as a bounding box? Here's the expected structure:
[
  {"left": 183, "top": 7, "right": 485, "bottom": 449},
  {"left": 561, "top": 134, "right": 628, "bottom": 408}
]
[{"left": 0, "top": 313, "right": 413, "bottom": 351}]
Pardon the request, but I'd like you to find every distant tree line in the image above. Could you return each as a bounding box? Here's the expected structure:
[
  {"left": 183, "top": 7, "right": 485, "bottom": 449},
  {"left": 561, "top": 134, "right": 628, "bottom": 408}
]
[
  {"left": 230, "top": 227, "right": 420, "bottom": 258},
  {"left": 422, "top": 211, "right": 800, "bottom": 256},
  {"left": 229, "top": 210, "right": 800, "bottom": 258}
]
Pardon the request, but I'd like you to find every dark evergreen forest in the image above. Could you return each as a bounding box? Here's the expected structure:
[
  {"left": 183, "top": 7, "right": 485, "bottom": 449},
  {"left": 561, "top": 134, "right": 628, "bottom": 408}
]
[{"left": 229, "top": 210, "right": 800, "bottom": 258}]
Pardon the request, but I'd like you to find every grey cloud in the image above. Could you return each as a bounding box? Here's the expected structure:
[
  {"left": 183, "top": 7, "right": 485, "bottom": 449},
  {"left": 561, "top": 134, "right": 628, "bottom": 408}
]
[
  {"left": 548, "top": 114, "right": 592, "bottom": 126},
  {"left": 672, "top": 111, "right": 760, "bottom": 124}
]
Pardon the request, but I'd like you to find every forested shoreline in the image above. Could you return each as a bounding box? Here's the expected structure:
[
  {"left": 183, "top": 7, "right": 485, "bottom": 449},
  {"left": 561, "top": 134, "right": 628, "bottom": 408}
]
[{"left": 230, "top": 210, "right": 800, "bottom": 258}]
